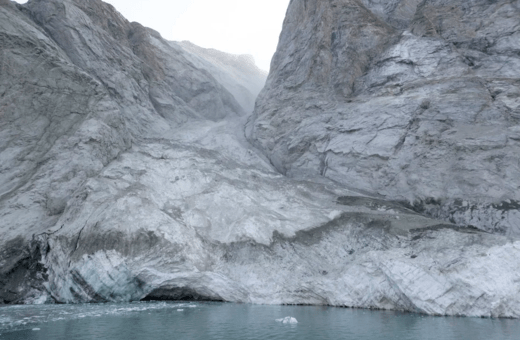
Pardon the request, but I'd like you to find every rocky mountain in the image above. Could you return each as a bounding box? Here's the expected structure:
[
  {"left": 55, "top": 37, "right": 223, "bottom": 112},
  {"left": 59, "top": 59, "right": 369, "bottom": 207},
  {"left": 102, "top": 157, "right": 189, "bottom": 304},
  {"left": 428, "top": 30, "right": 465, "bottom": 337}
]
[
  {"left": 175, "top": 41, "right": 267, "bottom": 113},
  {"left": 248, "top": 0, "right": 520, "bottom": 236},
  {"left": 1, "top": 0, "right": 520, "bottom": 318}
]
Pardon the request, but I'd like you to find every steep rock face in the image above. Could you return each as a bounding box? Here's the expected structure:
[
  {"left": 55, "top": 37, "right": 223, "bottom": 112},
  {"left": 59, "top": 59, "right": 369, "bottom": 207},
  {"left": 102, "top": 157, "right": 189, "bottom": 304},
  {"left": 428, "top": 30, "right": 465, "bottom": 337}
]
[
  {"left": 24, "top": 0, "right": 245, "bottom": 124},
  {"left": 0, "top": 0, "right": 249, "bottom": 303},
  {"left": 2, "top": 0, "right": 520, "bottom": 318},
  {"left": 0, "top": 0, "right": 131, "bottom": 302},
  {"left": 248, "top": 0, "right": 520, "bottom": 235},
  {"left": 175, "top": 41, "right": 267, "bottom": 113}
]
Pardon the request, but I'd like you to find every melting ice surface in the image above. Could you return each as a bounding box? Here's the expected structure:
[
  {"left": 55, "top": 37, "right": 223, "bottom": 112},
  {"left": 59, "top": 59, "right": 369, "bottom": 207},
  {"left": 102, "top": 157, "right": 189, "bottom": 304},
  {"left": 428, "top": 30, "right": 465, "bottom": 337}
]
[{"left": 1, "top": 302, "right": 520, "bottom": 340}]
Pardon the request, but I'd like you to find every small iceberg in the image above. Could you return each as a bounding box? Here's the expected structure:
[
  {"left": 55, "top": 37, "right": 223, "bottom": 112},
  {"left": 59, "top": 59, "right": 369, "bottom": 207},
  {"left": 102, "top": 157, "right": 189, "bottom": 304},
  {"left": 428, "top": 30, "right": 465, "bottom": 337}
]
[
  {"left": 177, "top": 309, "right": 184, "bottom": 312},
  {"left": 276, "top": 316, "right": 298, "bottom": 324},
  {"left": 32, "top": 328, "right": 41, "bottom": 331}
]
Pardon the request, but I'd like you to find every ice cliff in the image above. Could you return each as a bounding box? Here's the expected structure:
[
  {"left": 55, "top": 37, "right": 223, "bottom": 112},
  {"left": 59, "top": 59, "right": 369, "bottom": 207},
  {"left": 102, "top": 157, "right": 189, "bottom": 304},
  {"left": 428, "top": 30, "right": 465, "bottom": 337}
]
[{"left": 1, "top": 0, "right": 520, "bottom": 318}]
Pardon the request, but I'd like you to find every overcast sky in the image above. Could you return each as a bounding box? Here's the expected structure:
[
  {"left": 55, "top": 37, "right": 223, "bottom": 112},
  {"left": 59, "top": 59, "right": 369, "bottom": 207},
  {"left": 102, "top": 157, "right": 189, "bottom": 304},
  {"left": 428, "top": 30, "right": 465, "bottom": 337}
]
[{"left": 13, "top": 0, "right": 290, "bottom": 71}]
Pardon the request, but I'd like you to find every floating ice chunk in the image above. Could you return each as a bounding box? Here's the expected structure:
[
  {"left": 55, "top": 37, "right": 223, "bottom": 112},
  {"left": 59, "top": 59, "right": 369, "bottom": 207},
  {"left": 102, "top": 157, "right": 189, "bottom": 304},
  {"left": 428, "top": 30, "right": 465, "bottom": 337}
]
[
  {"left": 33, "top": 294, "right": 48, "bottom": 305},
  {"left": 32, "top": 328, "right": 41, "bottom": 331},
  {"left": 177, "top": 309, "right": 184, "bottom": 312},
  {"left": 276, "top": 316, "right": 298, "bottom": 324}
]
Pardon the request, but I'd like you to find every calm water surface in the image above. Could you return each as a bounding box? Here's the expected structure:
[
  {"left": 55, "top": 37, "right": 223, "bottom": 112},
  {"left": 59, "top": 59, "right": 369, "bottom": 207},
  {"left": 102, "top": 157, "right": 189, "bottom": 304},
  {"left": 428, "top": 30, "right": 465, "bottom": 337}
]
[{"left": 0, "top": 301, "right": 519, "bottom": 340}]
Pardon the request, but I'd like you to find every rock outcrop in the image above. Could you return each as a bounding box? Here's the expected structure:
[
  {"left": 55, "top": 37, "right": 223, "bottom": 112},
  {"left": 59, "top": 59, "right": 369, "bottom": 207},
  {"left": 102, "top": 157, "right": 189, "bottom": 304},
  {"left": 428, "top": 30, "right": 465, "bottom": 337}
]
[
  {"left": 0, "top": 0, "right": 258, "bottom": 303},
  {"left": 1, "top": 0, "right": 520, "bottom": 318},
  {"left": 248, "top": 0, "right": 520, "bottom": 236}
]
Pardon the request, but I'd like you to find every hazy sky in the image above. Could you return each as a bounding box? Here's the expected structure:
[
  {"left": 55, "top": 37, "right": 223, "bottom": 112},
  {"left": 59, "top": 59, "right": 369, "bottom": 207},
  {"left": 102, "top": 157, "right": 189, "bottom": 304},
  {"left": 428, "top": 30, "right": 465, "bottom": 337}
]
[{"left": 13, "top": 0, "right": 290, "bottom": 71}]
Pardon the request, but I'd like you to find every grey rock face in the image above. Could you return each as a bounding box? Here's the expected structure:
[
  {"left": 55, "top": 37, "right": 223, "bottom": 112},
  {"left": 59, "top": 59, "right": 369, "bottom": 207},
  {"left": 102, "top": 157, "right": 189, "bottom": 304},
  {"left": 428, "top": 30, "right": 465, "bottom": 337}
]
[
  {"left": 0, "top": 0, "right": 254, "bottom": 303},
  {"left": 2, "top": 0, "right": 520, "bottom": 319},
  {"left": 24, "top": 0, "right": 245, "bottom": 124},
  {"left": 248, "top": 0, "right": 520, "bottom": 235},
  {"left": 175, "top": 41, "right": 267, "bottom": 113}
]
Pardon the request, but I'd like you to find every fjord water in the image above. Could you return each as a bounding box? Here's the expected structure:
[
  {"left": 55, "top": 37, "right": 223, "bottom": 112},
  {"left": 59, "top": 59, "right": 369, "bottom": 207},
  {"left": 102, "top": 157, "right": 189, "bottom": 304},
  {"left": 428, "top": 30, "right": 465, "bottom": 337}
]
[{"left": 1, "top": 302, "right": 519, "bottom": 340}]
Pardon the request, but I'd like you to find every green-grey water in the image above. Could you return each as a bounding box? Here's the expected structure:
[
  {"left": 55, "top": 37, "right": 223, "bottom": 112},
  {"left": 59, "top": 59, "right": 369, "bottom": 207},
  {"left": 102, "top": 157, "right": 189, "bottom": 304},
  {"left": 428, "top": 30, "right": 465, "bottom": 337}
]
[{"left": 1, "top": 302, "right": 519, "bottom": 340}]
